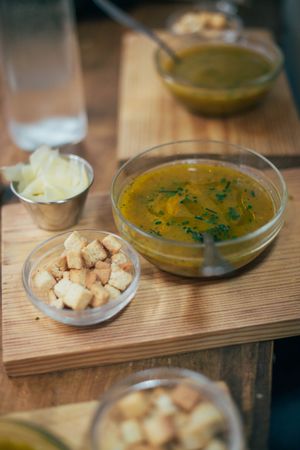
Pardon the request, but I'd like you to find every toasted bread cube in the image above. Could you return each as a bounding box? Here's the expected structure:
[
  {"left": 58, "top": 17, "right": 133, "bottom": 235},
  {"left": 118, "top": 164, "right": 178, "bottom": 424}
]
[
  {"left": 128, "top": 446, "right": 163, "bottom": 450},
  {"left": 143, "top": 415, "right": 175, "bottom": 446},
  {"left": 81, "top": 240, "right": 107, "bottom": 268},
  {"left": 66, "top": 250, "right": 83, "bottom": 270},
  {"left": 190, "top": 402, "right": 225, "bottom": 433},
  {"left": 111, "top": 251, "right": 128, "bottom": 265},
  {"left": 64, "top": 231, "right": 88, "bottom": 251},
  {"left": 48, "top": 289, "right": 58, "bottom": 303},
  {"left": 120, "top": 419, "right": 144, "bottom": 444},
  {"left": 102, "top": 234, "right": 122, "bottom": 255},
  {"left": 104, "top": 284, "right": 121, "bottom": 300},
  {"left": 95, "top": 260, "right": 111, "bottom": 270},
  {"left": 171, "top": 384, "right": 201, "bottom": 412},
  {"left": 69, "top": 268, "right": 87, "bottom": 286},
  {"left": 86, "top": 270, "right": 97, "bottom": 289},
  {"left": 119, "top": 261, "right": 133, "bottom": 272},
  {"left": 63, "top": 271, "right": 70, "bottom": 280},
  {"left": 117, "top": 391, "right": 150, "bottom": 419},
  {"left": 109, "top": 266, "right": 133, "bottom": 291},
  {"left": 34, "top": 270, "right": 56, "bottom": 291},
  {"left": 63, "top": 283, "right": 92, "bottom": 310},
  {"left": 94, "top": 267, "right": 111, "bottom": 285},
  {"left": 178, "top": 424, "right": 211, "bottom": 450},
  {"left": 48, "top": 255, "right": 67, "bottom": 280},
  {"left": 204, "top": 440, "right": 228, "bottom": 450},
  {"left": 54, "top": 279, "right": 73, "bottom": 298},
  {"left": 152, "top": 392, "right": 177, "bottom": 415},
  {"left": 49, "top": 297, "right": 64, "bottom": 310},
  {"left": 90, "top": 282, "right": 109, "bottom": 307}
]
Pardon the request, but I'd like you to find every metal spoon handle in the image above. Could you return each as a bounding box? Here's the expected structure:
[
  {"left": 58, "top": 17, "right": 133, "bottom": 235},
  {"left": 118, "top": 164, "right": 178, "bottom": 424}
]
[
  {"left": 92, "top": 0, "right": 178, "bottom": 61},
  {"left": 202, "top": 233, "right": 233, "bottom": 277}
]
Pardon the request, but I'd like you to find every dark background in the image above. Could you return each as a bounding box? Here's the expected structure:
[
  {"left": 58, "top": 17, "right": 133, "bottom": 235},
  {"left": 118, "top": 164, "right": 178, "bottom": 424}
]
[{"left": 74, "top": 1, "right": 300, "bottom": 449}]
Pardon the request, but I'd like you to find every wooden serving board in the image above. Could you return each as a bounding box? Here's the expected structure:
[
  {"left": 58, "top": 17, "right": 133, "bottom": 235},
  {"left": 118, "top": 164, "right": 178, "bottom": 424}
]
[
  {"left": 117, "top": 31, "right": 300, "bottom": 162},
  {"left": 2, "top": 168, "right": 300, "bottom": 377},
  {"left": 5, "top": 401, "right": 98, "bottom": 450}
]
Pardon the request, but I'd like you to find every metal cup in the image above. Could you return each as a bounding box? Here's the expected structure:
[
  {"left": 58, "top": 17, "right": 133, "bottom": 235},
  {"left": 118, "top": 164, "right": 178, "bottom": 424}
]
[{"left": 10, "top": 154, "right": 94, "bottom": 231}]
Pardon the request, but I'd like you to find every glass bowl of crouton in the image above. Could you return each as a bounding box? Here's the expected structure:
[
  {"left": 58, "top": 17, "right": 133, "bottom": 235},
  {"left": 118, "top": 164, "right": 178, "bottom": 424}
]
[
  {"left": 89, "top": 367, "right": 245, "bottom": 450},
  {"left": 23, "top": 230, "right": 141, "bottom": 326}
]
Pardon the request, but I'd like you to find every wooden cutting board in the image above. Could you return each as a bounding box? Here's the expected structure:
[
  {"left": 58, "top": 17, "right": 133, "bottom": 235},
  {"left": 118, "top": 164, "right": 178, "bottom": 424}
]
[
  {"left": 117, "top": 31, "right": 300, "bottom": 162},
  {"left": 2, "top": 168, "right": 300, "bottom": 377}
]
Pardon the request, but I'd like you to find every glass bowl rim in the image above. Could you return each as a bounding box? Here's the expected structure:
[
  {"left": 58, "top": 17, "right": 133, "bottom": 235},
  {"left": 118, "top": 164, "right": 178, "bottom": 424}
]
[
  {"left": 111, "top": 139, "right": 288, "bottom": 250},
  {"left": 89, "top": 366, "right": 244, "bottom": 450},
  {"left": 10, "top": 154, "right": 94, "bottom": 205},
  {"left": 22, "top": 228, "right": 141, "bottom": 325},
  {"left": 155, "top": 33, "right": 284, "bottom": 91}
]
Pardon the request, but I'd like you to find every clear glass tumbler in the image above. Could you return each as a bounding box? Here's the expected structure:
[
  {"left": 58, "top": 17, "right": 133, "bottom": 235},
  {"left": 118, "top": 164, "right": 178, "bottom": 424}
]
[{"left": 0, "top": 0, "right": 87, "bottom": 151}]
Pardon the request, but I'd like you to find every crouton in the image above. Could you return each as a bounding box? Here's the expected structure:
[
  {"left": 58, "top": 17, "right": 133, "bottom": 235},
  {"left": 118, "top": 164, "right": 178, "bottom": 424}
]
[
  {"left": 90, "top": 282, "right": 109, "bottom": 307},
  {"left": 63, "top": 271, "right": 70, "bottom": 280},
  {"left": 102, "top": 235, "right": 122, "bottom": 254},
  {"left": 178, "top": 423, "right": 211, "bottom": 450},
  {"left": 204, "top": 440, "right": 227, "bottom": 450},
  {"left": 85, "top": 270, "right": 97, "bottom": 289},
  {"left": 143, "top": 415, "right": 175, "bottom": 446},
  {"left": 64, "top": 231, "right": 88, "bottom": 251},
  {"left": 48, "top": 255, "right": 67, "bottom": 280},
  {"left": 117, "top": 391, "right": 150, "bottom": 419},
  {"left": 63, "top": 282, "right": 93, "bottom": 310},
  {"left": 171, "top": 384, "right": 201, "bottom": 412},
  {"left": 66, "top": 250, "right": 83, "bottom": 269},
  {"left": 81, "top": 240, "right": 107, "bottom": 267},
  {"left": 34, "top": 270, "right": 56, "bottom": 291},
  {"left": 95, "top": 260, "right": 111, "bottom": 270},
  {"left": 152, "top": 392, "right": 177, "bottom": 415},
  {"left": 94, "top": 267, "right": 111, "bottom": 285},
  {"left": 111, "top": 251, "right": 128, "bottom": 265},
  {"left": 48, "top": 289, "right": 57, "bottom": 303},
  {"left": 104, "top": 284, "right": 121, "bottom": 300},
  {"left": 49, "top": 297, "right": 64, "bottom": 310},
  {"left": 190, "top": 402, "right": 225, "bottom": 433},
  {"left": 54, "top": 279, "right": 73, "bottom": 298},
  {"left": 69, "top": 268, "right": 87, "bottom": 286},
  {"left": 120, "top": 420, "right": 144, "bottom": 445},
  {"left": 109, "top": 266, "right": 133, "bottom": 291}
]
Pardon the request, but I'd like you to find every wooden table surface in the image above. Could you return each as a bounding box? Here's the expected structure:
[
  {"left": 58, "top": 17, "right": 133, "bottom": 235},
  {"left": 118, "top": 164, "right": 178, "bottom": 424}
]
[{"left": 0, "top": 3, "right": 299, "bottom": 450}]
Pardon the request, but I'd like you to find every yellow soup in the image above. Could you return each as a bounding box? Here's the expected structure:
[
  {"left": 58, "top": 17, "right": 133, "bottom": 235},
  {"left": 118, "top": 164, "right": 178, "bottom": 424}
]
[{"left": 118, "top": 162, "right": 274, "bottom": 244}]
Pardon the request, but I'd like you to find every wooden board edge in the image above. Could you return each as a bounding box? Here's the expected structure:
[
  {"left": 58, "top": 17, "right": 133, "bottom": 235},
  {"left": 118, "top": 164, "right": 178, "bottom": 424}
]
[{"left": 3, "top": 319, "right": 300, "bottom": 377}]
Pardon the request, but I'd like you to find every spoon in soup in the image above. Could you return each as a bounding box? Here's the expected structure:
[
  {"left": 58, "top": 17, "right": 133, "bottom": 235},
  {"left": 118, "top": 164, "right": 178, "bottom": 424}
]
[
  {"left": 92, "top": 0, "right": 179, "bottom": 62},
  {"left": 202, "top": 233, "right": 234, "bottom": 277}
]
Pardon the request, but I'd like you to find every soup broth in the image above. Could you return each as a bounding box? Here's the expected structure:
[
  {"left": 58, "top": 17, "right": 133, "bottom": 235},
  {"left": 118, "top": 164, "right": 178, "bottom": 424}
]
[
  {"left": 166, "top": 45, "right": 273, "bottom": 89},
  {"left": 118, "top": 162, "right": 274, "bottom": 243}
]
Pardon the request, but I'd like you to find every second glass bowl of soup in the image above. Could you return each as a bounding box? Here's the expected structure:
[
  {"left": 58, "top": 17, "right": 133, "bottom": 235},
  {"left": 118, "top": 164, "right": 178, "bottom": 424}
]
[
  {"left": 155, "top": 34, "right": 283, "bottom": 116},
  {"left": 111, "top": 140, "right": 287, "bottom": 277}
]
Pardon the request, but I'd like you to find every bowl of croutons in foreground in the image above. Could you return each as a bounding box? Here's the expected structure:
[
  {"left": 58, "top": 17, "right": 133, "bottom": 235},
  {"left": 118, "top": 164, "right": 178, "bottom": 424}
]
[
  {"left": 23, "top": 230, "right": 141, "bottom": 326},
  {"left": 89, "top": 367, "right": 245, "bottom": 450}
]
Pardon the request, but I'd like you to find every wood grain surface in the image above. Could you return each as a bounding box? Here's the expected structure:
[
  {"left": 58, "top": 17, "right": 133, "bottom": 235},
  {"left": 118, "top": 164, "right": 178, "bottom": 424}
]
[
  {"left": 117, "top": 31, "right": 300, "bottom": 162},
  {"left": 2, "top": 169, "right": 299, "bottom": 378}
]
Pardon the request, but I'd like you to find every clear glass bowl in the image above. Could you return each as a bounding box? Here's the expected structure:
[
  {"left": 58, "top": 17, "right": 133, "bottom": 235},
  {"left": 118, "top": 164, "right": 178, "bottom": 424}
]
[
  {"left": 111, "top": 140, "right": 287, "bottom": 278},
  {"left": 88, "top": 367, "right": 245, "bottom": 450},
  {"left": 0, "top": 418, "right": 69, "bottom": 449},
  {"left": 23, "top": 229, "right": 141, "bottom": 326},
  {"left": 166, "top": 1, "right": 243, "bottom": 41},
  {"left": 155, "top": 33, "right": 283, "bottom": 116}
]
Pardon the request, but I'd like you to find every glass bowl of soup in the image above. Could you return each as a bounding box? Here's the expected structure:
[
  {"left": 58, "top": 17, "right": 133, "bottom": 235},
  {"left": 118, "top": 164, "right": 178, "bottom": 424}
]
[
  {"left": 155, "top": 33, "right": 283, "bottom": 116},
  {"left": 111, "top": 140, "right": 287, "bottom": 277}
]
